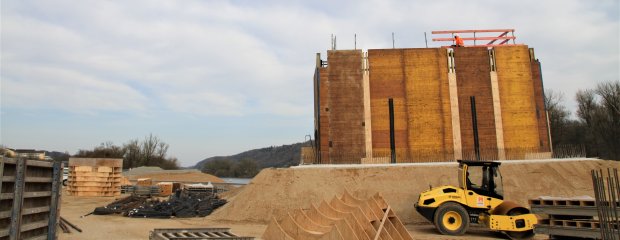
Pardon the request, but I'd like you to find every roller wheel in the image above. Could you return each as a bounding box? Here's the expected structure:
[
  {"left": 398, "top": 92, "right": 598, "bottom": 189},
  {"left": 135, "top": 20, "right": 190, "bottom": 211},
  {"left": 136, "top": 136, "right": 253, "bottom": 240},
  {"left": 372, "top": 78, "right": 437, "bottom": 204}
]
[
  {"left": 433, "top": 202, "right": 469, "bottom": 235},
  {"left": 504, "top": 208, "right": 535, "bottom": 239}
]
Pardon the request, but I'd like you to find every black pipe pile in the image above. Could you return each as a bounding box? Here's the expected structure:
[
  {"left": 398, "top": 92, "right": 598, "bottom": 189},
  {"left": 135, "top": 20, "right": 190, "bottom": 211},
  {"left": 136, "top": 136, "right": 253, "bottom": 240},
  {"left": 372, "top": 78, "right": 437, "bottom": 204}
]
[{"left": 92, "top": 189, "right": 227, "bottom": 218}]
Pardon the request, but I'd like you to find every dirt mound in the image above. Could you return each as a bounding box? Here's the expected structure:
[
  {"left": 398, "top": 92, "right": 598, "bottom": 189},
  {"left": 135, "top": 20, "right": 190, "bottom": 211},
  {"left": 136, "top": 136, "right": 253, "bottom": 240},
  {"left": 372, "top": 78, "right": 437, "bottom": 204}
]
[
  {"left": 207, "top": 159, "right": 620, "bottom": 224},
  {"left": 219, "top": 185, "right": 245, "bottom": 201},
  {"left": 127, "top": 171, "right": 224, "bottom": 183}
]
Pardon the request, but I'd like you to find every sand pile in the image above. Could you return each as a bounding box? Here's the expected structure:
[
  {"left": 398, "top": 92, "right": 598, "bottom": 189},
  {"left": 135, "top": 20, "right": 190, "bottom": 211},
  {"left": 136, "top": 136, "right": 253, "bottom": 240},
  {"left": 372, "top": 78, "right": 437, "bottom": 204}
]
[
  {"left": 127, "top": 171, "right": 224, "bottom": 183},
  {"left": 207, "top": 159, "right": 620, "bottom": 224}
]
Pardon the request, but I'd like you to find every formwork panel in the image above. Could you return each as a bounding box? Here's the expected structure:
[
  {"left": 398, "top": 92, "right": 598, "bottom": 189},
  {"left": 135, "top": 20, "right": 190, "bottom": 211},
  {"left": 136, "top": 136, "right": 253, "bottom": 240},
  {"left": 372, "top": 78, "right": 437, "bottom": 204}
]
[
  {"left": 531, "top": 59, "right": 551, "bottom": 152},
  {"left": 495, "top": 46, "right": 540, "bottom": 158},
  {"left": 318, "top": 67, "right": 330, "bottom": 163},
  {"left": 327, "top": 50, "right": 366, "bottom": 163},
  {"left": 403, "top": 48, "right": 453, "bottom": 162},
  {"left": 368, "top": 49, "right": 409, "bottom": 156},
  {"left": 454, "top": 47, "right": 498, "bottom": 160}
]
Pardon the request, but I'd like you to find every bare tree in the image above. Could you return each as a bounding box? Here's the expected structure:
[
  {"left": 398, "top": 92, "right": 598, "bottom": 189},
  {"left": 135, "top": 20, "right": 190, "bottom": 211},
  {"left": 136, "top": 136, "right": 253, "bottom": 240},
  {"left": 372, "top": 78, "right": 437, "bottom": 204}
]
[{"left": 575, "top": 81, "right": 620, "bottom": 160}]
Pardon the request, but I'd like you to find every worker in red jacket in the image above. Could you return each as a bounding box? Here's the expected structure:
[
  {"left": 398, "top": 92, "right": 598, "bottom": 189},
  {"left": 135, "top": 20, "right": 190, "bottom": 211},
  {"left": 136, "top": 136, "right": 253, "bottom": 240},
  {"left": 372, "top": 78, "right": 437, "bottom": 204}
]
[{"left": 453, "top": 34, "right": 464, "bottom": 47}]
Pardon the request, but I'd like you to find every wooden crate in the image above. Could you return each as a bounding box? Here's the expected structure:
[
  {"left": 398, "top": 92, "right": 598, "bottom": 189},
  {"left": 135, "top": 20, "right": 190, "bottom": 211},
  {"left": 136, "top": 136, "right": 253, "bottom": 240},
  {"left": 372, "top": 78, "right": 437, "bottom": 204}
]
[
  {"left": 156, "top": 182, "right": 173, "bottom": 197},
  {"left": 137, "top": 178, "right": 152, "bottom": 186},
  {"left": 0, "top": 156, "right": 62, "bottom": 240},
  {"left": 67, "top": 158, "right": 122, "bottom": 197}
]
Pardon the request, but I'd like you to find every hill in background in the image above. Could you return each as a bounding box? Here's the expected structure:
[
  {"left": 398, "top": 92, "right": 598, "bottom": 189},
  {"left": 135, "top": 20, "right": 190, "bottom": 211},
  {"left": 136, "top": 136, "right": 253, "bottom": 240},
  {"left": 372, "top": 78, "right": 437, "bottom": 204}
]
[{"left": 193, "top": 141, "right": 310, "bottom": 171}]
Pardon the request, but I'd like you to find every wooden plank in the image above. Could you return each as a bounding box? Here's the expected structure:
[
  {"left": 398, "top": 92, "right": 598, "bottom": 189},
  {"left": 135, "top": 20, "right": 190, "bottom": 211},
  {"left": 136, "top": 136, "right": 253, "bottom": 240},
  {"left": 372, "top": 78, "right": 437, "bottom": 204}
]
[
  {"left": 21, "top": 207, "right": 50, "bottom": 216},
  {"left": 2, "top": 157, "right": 17, "bottom": 164},
  {"left": 24, "top": 160, "right": 54, "bottom": 168},
  {"left": 20, "top": 220, "right": 48, "bottom": 232},
  {"left": 23, "top": 192, "right": 52, "bottom": 198},
  {"left": 47, "top": 161, "right": 62, "bottom": 240},
  {"left": 9, "top": 158, "right": 26, "bottom": 240},
  {"left": 490, "top": 70, "right": 506, "bottom": 160},
  {"left": 373, "top": 206, "right": 391, "bottom": 240},
  {"left": 448, "top": 71, "right": 462, "bottom": 159}
]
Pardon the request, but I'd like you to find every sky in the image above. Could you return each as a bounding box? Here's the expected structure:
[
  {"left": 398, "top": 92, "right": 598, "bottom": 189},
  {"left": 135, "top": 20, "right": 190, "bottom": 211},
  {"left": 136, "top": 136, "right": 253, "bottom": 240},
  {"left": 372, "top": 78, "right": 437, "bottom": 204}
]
[{"left": 1, "top": 0, "right": 618, "bottom": 166}]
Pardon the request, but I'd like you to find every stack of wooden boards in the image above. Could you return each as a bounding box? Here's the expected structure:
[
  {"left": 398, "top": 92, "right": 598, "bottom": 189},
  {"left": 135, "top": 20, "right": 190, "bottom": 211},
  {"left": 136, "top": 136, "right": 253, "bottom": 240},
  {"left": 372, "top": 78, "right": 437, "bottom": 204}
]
[
  {"left": 67, "top": 158, "right": 122, "bottom": 197},
  {"left": 262, "top": 191, "right": 412, "bottom": 240}
]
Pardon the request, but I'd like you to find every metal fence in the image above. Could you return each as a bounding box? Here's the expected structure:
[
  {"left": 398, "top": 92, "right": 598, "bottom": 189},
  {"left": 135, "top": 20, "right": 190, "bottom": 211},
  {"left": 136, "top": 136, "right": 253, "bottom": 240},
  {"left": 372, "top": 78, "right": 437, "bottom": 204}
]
[
  {"left": 591, "top": 168, "right": 620, "bottom": 240},
  {"left": 301, "top": 144, "right": 586, "bottom": 165}
]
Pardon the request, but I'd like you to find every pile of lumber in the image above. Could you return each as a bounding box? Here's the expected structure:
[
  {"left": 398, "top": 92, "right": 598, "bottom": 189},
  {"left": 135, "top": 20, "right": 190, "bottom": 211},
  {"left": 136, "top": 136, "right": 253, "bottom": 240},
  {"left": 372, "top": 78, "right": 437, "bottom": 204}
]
[
  {"left": 67, "top": 158, "right": 122, "bottom": 197},
  {"left": 262, "top": 191, "right": 412, "bottom": 240}
]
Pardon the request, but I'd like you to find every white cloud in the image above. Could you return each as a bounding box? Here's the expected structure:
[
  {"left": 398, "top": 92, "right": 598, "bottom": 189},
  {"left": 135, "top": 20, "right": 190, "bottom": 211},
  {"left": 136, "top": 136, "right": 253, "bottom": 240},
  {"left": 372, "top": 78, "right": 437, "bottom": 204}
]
[{"left": 1, "top": 0, "right": 617, "bottom": 163}]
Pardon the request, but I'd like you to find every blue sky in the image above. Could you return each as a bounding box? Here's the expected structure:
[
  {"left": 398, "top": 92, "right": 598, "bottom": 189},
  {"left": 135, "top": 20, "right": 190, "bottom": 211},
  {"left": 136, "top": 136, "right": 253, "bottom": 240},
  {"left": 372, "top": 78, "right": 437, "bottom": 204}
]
[{"left": 1, "top": 0, "right": 618, "bottom": 166}]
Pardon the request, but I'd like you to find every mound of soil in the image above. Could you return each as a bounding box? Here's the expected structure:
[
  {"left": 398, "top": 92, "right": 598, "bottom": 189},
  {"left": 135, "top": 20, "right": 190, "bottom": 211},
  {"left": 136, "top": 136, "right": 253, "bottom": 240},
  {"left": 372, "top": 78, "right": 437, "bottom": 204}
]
[{"left": 207, "top": 159, "right": 620, "bottom": 224}]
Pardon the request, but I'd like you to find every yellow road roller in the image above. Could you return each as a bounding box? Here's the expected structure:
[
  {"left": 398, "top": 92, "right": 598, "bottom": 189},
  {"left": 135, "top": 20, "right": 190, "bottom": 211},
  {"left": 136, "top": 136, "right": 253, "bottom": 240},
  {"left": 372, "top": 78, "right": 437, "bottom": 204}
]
[{"left": 415, "top": 160, "right": 537, "bottom": 239}]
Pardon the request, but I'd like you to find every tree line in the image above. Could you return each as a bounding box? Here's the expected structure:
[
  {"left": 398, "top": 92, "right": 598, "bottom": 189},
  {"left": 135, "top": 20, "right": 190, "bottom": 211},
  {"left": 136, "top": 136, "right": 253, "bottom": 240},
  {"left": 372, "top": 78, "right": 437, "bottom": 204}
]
[
  {"left": 74, "top": 134, "right": 179, "bottom": 169},
  {"left": 546, "top": 80, "right": 620, "bottom": 160},
  {"left": 201, "top": 159, "right": 259, "bottom": 178}
]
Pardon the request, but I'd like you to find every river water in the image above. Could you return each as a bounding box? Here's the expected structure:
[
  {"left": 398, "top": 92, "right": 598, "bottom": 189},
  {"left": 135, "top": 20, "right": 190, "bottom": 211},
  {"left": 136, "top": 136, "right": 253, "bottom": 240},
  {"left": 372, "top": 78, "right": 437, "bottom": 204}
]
[{"left": 221, "top": 178, "right": 252, "bottom": 185}]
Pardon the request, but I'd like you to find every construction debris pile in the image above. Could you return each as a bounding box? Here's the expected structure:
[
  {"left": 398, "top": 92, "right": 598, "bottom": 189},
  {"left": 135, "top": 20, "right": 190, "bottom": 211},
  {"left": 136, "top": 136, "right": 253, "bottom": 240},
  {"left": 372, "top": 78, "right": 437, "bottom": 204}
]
[{"left": 93, "top": 189, "right": 227, "bottom": 218}]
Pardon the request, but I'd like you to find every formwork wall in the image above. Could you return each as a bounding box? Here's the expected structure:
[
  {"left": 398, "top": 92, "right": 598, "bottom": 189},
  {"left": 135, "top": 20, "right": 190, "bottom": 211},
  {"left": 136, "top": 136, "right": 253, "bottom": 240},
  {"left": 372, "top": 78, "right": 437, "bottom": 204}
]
[
  {"left": 317, "top": 67, "right": 330, "bottom": 163},
  {"left": 0, "top": 157, "right": 62, "bottom": 240},
  {"left": 530, "top": 58, "right": 551, "bottom": 152},
  {"left": 368, "top": 49, "right": 453, "bottom": 162},
  {"left": 315, "top": 45, "right": 550, "bottom": 164},
  {"left": 402, "top": 49, "right": 453, "bottom": 161},
  {"left": 327, "top": 50, "right": 366, "bottom": 163},
  {"left": 495, "top": 46, "right": 541, "bottom": 159},
  {"left": 454, "top": 47, "right": 498, "bottom": 159},
  {"left": 368, "top": 49, "right": 409, "bottom": 159}
]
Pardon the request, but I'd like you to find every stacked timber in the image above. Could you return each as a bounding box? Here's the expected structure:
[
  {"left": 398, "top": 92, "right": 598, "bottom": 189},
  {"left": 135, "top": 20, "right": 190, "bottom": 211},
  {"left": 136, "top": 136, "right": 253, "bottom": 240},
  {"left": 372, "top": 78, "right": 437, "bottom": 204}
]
[
  {"left": 262, "top": 191, "right": 413, "bottom": 240},
  {"left": 67, "top": 158, "right": 122, "bottom": 197}
]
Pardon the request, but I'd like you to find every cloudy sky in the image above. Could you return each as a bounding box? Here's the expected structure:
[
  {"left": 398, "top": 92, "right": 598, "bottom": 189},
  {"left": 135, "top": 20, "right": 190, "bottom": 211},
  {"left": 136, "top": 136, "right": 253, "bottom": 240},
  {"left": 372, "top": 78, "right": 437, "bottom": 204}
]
[{"left": 1, "top": 0, "right": 618, "bottom": 166}]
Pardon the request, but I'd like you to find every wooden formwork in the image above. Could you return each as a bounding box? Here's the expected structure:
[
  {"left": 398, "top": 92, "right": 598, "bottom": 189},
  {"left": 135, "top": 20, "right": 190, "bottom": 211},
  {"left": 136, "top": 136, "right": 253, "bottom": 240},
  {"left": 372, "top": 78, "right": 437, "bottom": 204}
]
[
  {"left": 495, "top": 46, "right": 541, "bottom": 159},
  {"left": 402, "top": 48, "right": 453, "bottom": 161},
  {"left": 368, "top": 49, "right": 409, "bottom": 155},
  {"left": 0, "top": 157, "right": 62, "bottom": 240},
  {"left": 529, "top": 52, "right": 551, "bottom": 152},
  {"left": 262, "top": 191, "right": 412, "bottom": 240},
  {"left": 67, "top": 158, "right": 122, "bottom": 197},
  {"left": 318, "top": 67, "right": 331, "bottom": 164},
  {"left": 454, "top": 47, "right": 499, "bottom": 160},
  {"left": 327, "top": 50, "right": 366, "bottom": 163}
]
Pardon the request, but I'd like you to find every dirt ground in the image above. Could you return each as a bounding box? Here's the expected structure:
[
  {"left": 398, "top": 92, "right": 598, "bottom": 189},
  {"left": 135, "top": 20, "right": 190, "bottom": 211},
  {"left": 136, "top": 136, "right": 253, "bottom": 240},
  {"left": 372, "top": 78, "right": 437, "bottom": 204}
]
[
  {"left": 58, "top": 159, "right": 615, "bottom": 239},
  {"left": 58, "top": 193, "right": 546, "bottom": 239},
  {"left": 58, "top": 192, "right": 265, "bottom": 240}
]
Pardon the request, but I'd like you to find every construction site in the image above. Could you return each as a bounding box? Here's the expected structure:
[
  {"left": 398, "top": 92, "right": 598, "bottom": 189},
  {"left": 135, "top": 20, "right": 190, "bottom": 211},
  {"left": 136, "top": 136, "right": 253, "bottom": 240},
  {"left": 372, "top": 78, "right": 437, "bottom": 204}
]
[{"left": 2, "top": 29, "right": 619, "bottom": 240}]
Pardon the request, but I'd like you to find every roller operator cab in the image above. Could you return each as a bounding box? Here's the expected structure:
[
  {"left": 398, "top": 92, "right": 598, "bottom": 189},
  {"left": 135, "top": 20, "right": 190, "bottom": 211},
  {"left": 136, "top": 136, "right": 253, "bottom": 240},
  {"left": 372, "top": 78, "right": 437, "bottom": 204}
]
[{"left": 415, "top": 160, "right": 537, "bottom": 239}]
